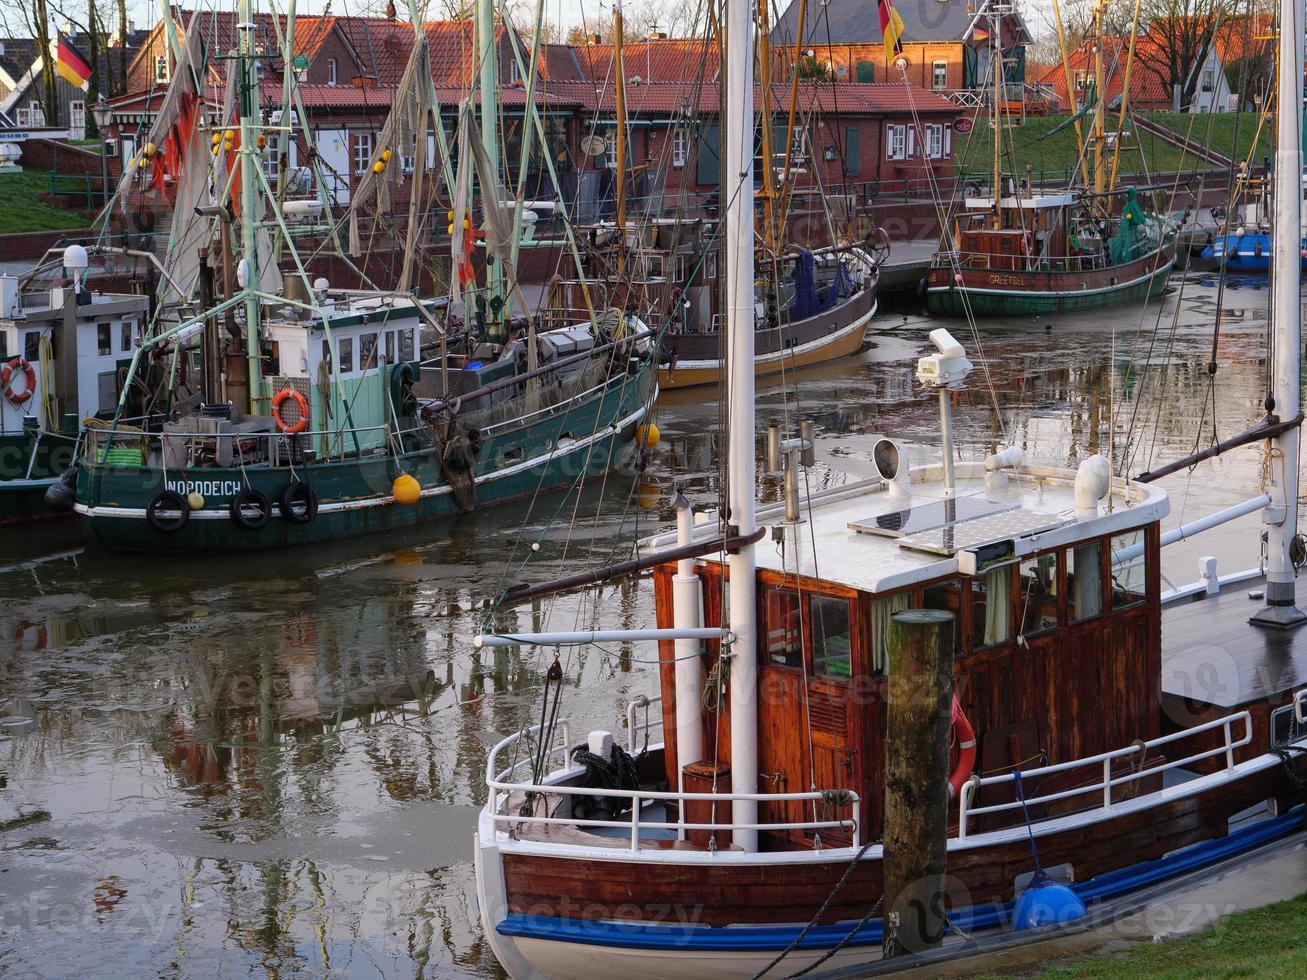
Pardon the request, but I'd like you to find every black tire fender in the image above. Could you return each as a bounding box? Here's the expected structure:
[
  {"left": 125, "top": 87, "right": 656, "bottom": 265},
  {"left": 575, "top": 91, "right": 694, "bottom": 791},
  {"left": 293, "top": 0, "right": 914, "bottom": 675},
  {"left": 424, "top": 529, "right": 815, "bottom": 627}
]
[
  {"left": 229, "top": 487, "right": 272, "bottom": 530},
  {"left": 279, "top": 481, "right": 319, "bottom": 524},
  {"left": 146, "top": 490, "right": 190, "bottom": 533}
]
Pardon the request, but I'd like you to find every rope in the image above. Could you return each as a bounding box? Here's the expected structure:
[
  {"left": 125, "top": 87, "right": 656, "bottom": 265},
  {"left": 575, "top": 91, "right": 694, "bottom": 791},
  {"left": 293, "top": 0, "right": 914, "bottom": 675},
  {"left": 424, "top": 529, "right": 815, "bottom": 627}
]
[
  {"left": 751, "top": 836, "right": 881, "bottom": 979},
  {"left": 1011, "top": 769, "right": 1042, "bottom": 873}
]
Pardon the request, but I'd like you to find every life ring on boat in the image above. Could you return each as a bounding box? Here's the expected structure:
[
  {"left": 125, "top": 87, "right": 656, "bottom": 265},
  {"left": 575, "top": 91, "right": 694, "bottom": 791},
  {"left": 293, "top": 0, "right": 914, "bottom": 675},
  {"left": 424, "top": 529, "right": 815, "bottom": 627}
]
[
  {"left": 279, "top": 480, "right": 319, "bottom": 524},
  {"left": 1, "top": 357, "right": 36, "bottom": 405},
  {"left": 146, "top": 490, "right": 191, "bottom": 533},
  {"left": 271, "top": 388, "right": 310, "bottom": 434},
  {"left": 949, "top": 695, "right": 977, "bottom": 800},
  {"left": 229, "top": 487, "right": 271, "bottom": 530}
]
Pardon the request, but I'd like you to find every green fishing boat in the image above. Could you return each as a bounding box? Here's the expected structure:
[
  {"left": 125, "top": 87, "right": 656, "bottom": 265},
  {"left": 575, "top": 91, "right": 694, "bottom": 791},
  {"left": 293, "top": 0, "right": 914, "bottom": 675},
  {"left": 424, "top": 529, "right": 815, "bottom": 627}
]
[
  {"left": 927, "top": 1, "right": 1175, "bottom": 317},
  {"left": 69, "top": 0, "right": 659, "bottom": 554}
]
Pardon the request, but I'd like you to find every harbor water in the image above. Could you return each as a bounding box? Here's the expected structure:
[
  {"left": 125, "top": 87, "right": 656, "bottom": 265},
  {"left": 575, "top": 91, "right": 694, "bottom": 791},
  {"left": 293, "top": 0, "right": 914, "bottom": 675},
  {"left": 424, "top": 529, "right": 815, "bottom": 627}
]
[{"left": 0, "top": 272, "right": 1301, "bottom": 976}]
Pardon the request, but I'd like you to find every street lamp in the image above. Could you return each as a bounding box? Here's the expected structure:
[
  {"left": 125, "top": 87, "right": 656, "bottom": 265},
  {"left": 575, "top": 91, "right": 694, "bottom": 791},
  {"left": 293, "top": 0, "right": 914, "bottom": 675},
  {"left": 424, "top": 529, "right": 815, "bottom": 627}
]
[{"left": 91, "top": 98, "right": 112, "bottom": 211}]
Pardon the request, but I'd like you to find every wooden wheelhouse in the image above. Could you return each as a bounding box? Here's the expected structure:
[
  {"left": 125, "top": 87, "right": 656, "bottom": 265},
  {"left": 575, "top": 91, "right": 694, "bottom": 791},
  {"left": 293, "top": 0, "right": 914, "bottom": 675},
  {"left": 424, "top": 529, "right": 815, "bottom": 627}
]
[{"left": 650, "top": 465, "right": 1164, "bottom": 851}]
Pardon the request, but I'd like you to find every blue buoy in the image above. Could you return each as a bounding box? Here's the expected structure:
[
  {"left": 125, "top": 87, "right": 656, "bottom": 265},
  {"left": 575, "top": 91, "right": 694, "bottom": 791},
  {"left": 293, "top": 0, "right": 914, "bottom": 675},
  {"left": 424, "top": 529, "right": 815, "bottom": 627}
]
[{"left": 1011, "top": 870, "right": 1087, "bottom": 931}]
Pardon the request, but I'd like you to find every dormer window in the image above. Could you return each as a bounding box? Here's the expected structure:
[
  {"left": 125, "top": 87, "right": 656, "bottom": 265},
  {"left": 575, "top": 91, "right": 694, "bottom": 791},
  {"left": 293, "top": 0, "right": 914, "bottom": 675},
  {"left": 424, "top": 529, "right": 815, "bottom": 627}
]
[
  {"left": 155, "top": 55, "right": 169, "bottom": 82},
  {"left": 328, "top": 57, "right": 337, "bottom": 85}
]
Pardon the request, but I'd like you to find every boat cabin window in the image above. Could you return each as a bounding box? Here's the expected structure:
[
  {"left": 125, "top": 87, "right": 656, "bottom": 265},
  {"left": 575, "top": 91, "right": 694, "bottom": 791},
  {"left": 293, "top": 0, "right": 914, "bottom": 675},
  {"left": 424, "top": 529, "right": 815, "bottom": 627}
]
[
  {"left": 360, "top": 333, "right": 379, "bottom": 370},
  {"left": 1068, "top": 542, "right": 1103, "bottom": 621},
  {"left": 870, "top": 592, "right": 910, "bottom": 673},
  {"left": 922, "top": 580, "right": 963, "bottom": 653},
  {"left": 762, "top": 587, "right": 802, "bottom": 669},
  {"left": 1110, "top": 532, "right": 1146, "bottom": 609},
  {"left": 24, "top": 331, "right": 41, "bottom": 361},
  {"left": 972, "top": 565, "right": 1014, "bottom": 649},
  {"left": 334, "top": 337, "right": 354, "bottom": 373},
  {"left": 811, "top": 595, "right": 853, "bottom": 678},
  {"left": 120, "top": 322, "right": 133, "bottom": 353},
  {"left": 1019, "top": 553, "right": 1059, "bottom": 636},
  {"left": 97, "top": 323, "right": 112, "bottom": 356}
]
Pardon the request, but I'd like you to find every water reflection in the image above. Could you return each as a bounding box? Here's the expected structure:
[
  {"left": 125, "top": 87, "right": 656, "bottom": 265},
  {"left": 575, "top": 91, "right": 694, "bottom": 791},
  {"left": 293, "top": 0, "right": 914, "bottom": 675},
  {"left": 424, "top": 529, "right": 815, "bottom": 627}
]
[{"left": 0, "top": 276, "right": 1300, "bottom": 975}]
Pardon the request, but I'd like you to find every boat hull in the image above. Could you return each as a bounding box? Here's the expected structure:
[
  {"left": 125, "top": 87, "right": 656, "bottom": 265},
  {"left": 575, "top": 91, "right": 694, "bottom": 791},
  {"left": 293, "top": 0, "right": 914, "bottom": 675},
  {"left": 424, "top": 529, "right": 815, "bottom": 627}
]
[
  {"left": 74, "top": 366, "right": 656, "bottom": 554},
  {"left": 1199, "top": 233, "right": 1307, "bottom": 274},
  {"left": 658, "top": 280, "right": 877, "bottom": 390},
  {"left": 0, "top": 429, "right": 77, "bottom": 526},
  {"left": 925, "top": 248, "right": 1174, "bottom": 317},
  {"left": 477, "top": 749, "right": 1306, "bottom": 979}
]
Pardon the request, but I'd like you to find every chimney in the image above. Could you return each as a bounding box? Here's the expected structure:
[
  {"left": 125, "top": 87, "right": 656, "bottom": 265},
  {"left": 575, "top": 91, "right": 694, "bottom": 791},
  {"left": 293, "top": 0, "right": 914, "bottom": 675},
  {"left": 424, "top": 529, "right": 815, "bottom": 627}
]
[
  {"left": 587, "top": 32, "right": 601, "bottom": 46},
  {"left": 352, "top": 74, "right": 378, "bottom": 89}
]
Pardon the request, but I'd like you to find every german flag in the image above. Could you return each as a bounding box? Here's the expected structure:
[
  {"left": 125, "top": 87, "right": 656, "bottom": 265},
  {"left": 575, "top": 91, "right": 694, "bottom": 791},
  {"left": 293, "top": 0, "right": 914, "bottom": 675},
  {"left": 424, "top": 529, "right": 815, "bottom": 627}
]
[
  {"left": 53, "top": 33, "right": 92, "bottom": 92},
  {"left": 878, "top": 0, "right": 906, "bottom": 63}
]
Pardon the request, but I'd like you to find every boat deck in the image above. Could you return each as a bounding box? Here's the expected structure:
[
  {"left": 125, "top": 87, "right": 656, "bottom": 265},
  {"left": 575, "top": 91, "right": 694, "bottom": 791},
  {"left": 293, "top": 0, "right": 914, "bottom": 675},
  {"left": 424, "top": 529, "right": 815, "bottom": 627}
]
[{"left": 1161, "top": 581, "right": 1307, "bottom": 708}]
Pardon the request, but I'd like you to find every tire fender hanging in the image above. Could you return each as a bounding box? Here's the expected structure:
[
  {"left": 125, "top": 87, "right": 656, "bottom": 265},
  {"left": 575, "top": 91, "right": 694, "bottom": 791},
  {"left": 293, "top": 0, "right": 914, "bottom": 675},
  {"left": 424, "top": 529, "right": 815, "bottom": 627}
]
[{"left": 146, "top": 490, "right": 190, "bottom": 533}]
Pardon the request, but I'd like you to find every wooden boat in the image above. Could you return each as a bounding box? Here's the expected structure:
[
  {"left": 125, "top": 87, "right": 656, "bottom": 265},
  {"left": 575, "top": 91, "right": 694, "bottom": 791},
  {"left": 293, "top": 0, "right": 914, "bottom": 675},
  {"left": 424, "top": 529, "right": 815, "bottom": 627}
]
[
  {"left": 472, "top": 0, "right": 1307, "bottom": 975},
  {"left": 659, "top": 245, "right": 879, "bottom": 389},
  {"left": 925, "top": 189, "right": 1176, "bottom": 316},
  {"left": 927, "top": 2, "right": 1175, "bottom": 317}
]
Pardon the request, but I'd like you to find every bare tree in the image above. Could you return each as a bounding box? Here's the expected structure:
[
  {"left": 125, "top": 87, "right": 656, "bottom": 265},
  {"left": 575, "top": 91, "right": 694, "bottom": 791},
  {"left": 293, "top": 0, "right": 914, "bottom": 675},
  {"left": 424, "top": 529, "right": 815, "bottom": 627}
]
[{"left": 1135, "top": 0, "right": 1235, "bottom": 111}]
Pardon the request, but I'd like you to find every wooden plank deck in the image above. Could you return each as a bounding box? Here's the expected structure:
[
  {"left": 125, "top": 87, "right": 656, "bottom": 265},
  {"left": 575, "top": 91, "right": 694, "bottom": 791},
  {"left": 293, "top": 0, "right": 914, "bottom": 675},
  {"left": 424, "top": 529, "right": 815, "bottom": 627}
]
[{"left": 1161, "top": 581, "right": 1307, "bottom": 708}]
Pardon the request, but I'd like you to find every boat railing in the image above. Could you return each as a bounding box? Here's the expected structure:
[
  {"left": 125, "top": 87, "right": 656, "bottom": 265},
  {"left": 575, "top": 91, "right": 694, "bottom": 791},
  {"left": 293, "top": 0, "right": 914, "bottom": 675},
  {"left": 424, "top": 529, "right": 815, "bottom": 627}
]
[
  {"left": 957, "top": 710, "right": 1253, "bottom": 839},
  {"left": 625, "top": 694, "right": 663, "bottom": 753},
  {"left": 487, "top": 718, "right": 861, "bottom": 852},
  {"left": 81, "top": 419, "right": 432, "bottom": 469}
]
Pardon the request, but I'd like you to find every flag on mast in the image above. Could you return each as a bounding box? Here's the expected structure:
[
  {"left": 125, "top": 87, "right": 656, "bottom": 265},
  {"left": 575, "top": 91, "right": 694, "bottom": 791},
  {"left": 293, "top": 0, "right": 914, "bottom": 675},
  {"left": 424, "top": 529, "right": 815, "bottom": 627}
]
[
  {"left": 878, "top": 0, "right": 906, "bottom": 63},
  {"left": 53, "top": 33, "right": 93, "bottom": 92}
]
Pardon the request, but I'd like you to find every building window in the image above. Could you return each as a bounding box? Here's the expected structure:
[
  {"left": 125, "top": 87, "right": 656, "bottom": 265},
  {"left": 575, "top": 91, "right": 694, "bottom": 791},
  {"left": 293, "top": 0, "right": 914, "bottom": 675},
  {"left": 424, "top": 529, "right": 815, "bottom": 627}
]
[
  {"left": 1074, "top": 70, "right": 1089, "bottom": 92},
  {"left": 604, "top": 133, "right": 617, "bottom": 169},
  {"left": 265, "top": 141, "right": 280, "bottom": 181},
  {"left": 19, "top": 101, "right": 47, "bottom": 128},
  {"left": 932, "top": 60, "right": 948, "bottom": 90},
  {"left": 790, "top": 126, "right": 808, "bottom": 162},
  {"left": 69, "top": 100, "right": 85, "bottom": 133},
  {"left": 328, "top": 57, "right": 337, "bottom": 85},
  {"left": 155, "top": 55, "right": 169, "bottom": 83},
  {"left": 353, "top": 132, "right": 374, "bottom": 174},
  {"left": 1201, "top": 67, "right": 1215, "bottom": 92},
  {"left": 672, "top": 126, "right": 687, "bottom": 168},
  {"left": 925, "top": 124, "right": 943, "bottom": 159},
  {"left": 886, "top": 124, "right": 906, "bottom": 160}
]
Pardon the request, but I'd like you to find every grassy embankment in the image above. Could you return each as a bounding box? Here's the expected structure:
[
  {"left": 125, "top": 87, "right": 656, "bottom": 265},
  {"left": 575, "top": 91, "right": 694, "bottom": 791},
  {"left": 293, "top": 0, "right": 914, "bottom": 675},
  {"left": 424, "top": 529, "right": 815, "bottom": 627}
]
[
  {"left": 1022, "top": 890, "right": 1307, "bottom": 978},
  {"left": 953, "top": 110, "right": 1273, "bottom": 188},
  {"left": 0, "top": 169, "right": 94, "bottom": 235}
]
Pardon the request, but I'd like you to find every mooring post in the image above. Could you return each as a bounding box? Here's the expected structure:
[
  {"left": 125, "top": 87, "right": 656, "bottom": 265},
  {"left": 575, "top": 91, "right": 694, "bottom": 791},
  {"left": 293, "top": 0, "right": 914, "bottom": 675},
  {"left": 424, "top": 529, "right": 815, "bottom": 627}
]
[{"left": 882, "top": 608, "right": 954, "bottom": 958}]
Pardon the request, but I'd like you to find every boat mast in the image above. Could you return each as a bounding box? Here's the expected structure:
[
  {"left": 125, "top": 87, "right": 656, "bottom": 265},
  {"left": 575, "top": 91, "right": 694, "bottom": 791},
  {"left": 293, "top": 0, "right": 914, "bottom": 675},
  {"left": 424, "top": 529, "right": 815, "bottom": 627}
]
[
  {"left": 723, "top": 0, "right": 760, "bottom": 851},
  {"left": 757, "top": 0, "right": 776, "bottom": 250},
  {"left": 990, "top": 3, "right": 1002, "bottom": 227},
  {"left": 1091, "top": 0, "right": 1105, "bottom": 195},
  {"left": 614, "top": 0, "right": 627, "bottom": 268},
  {"left": 236, "top": 0, "right": 262, "bottom": 413},
  {"left": 1251, "top": 0, "right": 1305, "bottom": 628},
  {"left": 477, "top": 0, "right": 505, "bottom": 340}
]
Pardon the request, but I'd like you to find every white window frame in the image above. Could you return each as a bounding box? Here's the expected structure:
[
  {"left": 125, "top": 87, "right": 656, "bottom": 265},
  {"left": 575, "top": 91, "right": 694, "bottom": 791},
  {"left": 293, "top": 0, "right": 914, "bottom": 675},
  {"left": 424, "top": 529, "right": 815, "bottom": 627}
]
[
  {"left": 604, "top": 132, "right": 617, "bottom": 169},
  {"left": 353, "top": 131, "right": 375, "bottom": 175},
  {"left": 791, "top": 126, "right": 808, "bottom": 162},
  {"left": 671, "top": 126, "right": 687, "bottom": 168},
  {"left": 886, "top": 124, "right": 906, "bottom": 160},
  {"left": 15, "top": 106, "right": 29, "bottom": 127},
  {"left": 155, "top": 55, "right": 169, "bottom": 83},
  {"left": 925, "top": 124, "right": 943, "bottom": 159},
  {"left": 69, "top": 100, "right": 85, "bottom": 134},
  {"left": 932, "top": 60, "right": 948, "bottom": 91},
  {"left": 328, "top": 57, "right": 338, "bottom": 85}
]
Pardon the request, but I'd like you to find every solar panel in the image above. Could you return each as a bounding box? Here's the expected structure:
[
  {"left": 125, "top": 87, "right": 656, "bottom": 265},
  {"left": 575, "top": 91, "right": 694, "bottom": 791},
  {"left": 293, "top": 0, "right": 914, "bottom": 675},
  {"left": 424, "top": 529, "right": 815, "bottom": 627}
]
[
  {"left": 848, "top": 495, "right": 1016, "bottom": 538},
  {"left": 896, "top": 508, "right": 1070, "bottom": 556}
]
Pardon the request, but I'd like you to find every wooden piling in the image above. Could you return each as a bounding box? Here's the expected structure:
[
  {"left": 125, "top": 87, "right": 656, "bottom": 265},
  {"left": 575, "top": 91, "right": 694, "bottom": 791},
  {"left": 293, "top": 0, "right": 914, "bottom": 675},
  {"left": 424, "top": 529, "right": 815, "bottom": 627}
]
[{"left": 882, "top": 608, "right": 955, "bottom": 958}]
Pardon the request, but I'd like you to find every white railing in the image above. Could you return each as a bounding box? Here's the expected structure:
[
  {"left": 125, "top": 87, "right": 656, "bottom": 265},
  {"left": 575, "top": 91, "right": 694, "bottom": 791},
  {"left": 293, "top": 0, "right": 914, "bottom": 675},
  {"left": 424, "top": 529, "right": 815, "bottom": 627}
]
[
  {"left": 957, "top": 711, "right": 1252, "bottom": 839},
  {"left": 626, "top": 694, "right": 662, "bottom": 753},
  {"left": 1295, "top": 688, "right": 1307, "bottom": 726},
  {"left": 487, "top": 718, "right": 861, "bottom": 853}
]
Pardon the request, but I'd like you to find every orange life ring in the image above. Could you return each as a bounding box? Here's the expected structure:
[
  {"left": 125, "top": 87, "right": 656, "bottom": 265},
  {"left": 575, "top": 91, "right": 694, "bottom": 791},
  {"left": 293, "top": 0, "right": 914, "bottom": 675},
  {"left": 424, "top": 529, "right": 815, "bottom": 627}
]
[
  {"left": 948, "top": 695, "right": 977, "bottom": 800},
  {"left": 1, "top": 357, "right": 35, "bottom": 406},
  {"left": 271, "top": 388, "right": 310, "bottom": 433}
]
